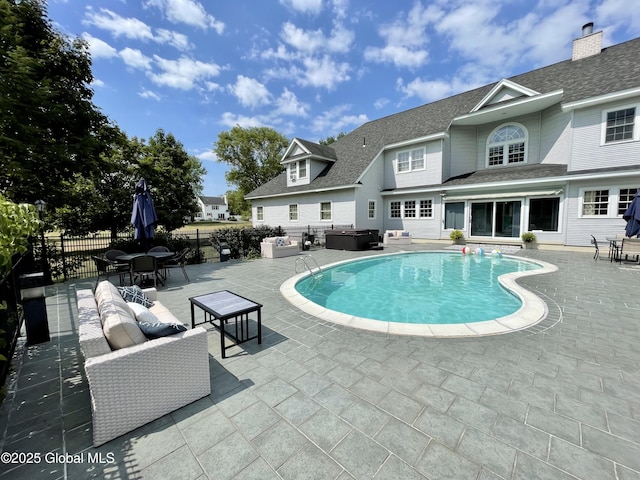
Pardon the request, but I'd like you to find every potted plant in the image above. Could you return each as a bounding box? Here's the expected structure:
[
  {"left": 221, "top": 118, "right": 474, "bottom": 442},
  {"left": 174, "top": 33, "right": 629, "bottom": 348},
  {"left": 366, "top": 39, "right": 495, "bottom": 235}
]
[
  {"left": 521, "top": 232, "right": 537, "bottom": 249},
  {"left": 449, "top": 229, "right": 465, "bottom": 245}
]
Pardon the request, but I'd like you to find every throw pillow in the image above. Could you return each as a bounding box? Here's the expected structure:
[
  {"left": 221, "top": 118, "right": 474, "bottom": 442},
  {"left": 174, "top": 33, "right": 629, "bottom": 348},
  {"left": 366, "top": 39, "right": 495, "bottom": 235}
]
[
  {"left": 137, "top": 321, "right": 187, "bottom": 339},
  {"left": 118, "top": 285, "right": 153, "bottom": 307},
  {"left": 275, "top": 237, "right": 286, "bottom": 247},
  {"left": 401, "top": 231, "right": 410, "bottom": 237},
  {"left": 127, "top": 302, "right": 159, "bottom": 324},
  {"left": 387, "top": 232, "right": 394, "bottom": 237}
]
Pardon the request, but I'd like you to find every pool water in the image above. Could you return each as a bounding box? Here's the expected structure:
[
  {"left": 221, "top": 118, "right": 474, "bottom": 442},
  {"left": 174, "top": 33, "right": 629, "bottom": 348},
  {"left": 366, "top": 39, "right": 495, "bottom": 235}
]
[{"left": 295, "top": 252, "right": 542, "bottom": 324}]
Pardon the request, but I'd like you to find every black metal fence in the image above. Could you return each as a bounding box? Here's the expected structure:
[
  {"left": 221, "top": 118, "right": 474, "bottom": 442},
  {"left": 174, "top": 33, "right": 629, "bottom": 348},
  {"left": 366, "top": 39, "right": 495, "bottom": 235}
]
[
  {"left": 40, "top": 224, "right": 354, "bottom": 283},
  {"left": 0, "top": 252, "right": 33, "bottom": 387}
]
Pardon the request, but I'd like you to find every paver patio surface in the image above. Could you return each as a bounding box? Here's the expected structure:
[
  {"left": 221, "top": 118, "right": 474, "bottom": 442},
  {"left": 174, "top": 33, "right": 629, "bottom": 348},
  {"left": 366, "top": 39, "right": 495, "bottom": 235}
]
[{"left": 0, "top": 243, "right": 639, "bottom": 479}]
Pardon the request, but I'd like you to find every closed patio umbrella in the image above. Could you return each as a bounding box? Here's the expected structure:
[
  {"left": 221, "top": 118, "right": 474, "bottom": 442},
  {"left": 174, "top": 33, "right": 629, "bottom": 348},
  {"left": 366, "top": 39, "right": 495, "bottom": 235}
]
[
  {"left": 131, "top": 178, "right": 158, "bottom": 246},
  {"left": 623, "top": 189, "right": 640, "bottom": 237}
]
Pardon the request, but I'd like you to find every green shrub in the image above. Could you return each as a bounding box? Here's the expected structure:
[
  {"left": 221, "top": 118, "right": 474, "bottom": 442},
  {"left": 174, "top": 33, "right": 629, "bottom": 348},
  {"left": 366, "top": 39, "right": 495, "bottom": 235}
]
[
  {"left": 210, "top": 226, "right": 284, "bottom": 259},
  {"left": 521, "top": 232, "right": 537, "bottom": 243},
  {"left": 449, "top": 229, "right": 464, "bottom": 241}
]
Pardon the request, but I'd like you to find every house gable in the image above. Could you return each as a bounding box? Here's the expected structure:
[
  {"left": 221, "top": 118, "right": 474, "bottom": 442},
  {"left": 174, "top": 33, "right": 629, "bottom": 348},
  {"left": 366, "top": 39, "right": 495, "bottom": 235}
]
[
  {"left": 281, "top": 138, "right": 337, "bottom": 188},
  {"left": 471, "top": 79, "right": 540, "bottom": 112}
]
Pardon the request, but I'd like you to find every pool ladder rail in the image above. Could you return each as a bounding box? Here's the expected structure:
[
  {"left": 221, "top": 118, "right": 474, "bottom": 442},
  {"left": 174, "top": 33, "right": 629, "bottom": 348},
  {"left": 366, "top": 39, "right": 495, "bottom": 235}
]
[{"left": 295, "top": 255, "right": 323, "bottom": 278}]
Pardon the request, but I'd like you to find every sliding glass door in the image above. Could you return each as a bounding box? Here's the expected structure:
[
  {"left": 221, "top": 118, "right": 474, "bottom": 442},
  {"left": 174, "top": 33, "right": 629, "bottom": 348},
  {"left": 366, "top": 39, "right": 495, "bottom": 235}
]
[{"left": 470, "top": 201, "right": 521, "bottom": 238}]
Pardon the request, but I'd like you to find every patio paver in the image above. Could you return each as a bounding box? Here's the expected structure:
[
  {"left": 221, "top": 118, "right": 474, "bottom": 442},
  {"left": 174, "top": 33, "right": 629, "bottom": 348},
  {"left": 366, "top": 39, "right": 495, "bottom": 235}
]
[{"left": 1, "top": 244, "right": 639, "bottom": 479}]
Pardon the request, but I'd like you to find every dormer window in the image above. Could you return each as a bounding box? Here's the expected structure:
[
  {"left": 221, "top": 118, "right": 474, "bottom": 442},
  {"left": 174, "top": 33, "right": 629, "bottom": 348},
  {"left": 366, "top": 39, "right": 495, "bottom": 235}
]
[
  {"left": 289, "top": 160, "right": 307, "bottom": 182},
  {"left": 487, "top": 124, "right": 528, "bottom": 166}
]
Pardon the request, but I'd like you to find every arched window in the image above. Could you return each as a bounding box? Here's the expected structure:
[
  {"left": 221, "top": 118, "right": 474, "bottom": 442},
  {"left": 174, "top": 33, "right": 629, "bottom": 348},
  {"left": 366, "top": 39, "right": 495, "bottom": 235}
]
[{"left": 487, "top": 124, "right": 527, "bottom": 166}]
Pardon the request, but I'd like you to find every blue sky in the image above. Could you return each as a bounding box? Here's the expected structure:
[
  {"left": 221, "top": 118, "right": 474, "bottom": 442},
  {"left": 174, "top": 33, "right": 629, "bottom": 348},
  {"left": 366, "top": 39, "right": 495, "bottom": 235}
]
[{"left": 48, "top": 0, "right": 640, "bottom": 196}]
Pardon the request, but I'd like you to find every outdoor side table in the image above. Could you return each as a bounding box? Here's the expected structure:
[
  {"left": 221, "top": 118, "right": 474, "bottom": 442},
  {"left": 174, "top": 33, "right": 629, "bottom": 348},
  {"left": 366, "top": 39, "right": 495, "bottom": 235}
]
[{"left": 189, "top": 290, "right": 262, "bottom": 358}]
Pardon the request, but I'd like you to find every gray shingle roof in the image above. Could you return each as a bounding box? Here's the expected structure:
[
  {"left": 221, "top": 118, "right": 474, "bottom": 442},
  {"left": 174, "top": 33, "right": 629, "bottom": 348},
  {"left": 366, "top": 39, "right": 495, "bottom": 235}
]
[
  {"left": 247, "top": 36, "right": 640, "bottom": 199},
  {"left": 200, "top": 195, "right": 226, "bottom": 205}
]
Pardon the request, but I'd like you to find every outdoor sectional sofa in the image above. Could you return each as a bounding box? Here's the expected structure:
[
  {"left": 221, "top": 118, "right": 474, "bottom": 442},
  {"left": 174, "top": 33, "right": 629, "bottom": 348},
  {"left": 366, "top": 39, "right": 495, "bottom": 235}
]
[
  {"left": 76, "top": 281, "right": 210, "bottom": 446},
  {"left": 260, "top": 236, "right": 299, "bottom": 258},
  {"left": 383, "top": 230, "right": 412, "bottom": 245}
]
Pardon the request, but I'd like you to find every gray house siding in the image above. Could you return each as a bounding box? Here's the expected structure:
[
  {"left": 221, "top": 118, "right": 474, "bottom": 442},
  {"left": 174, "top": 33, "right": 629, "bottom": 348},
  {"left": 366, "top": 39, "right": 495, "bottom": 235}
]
[
  {"left": 570, "top": 98, "right": 640, "bottom": 171},
  {"left": 382, "top": 141, "right": 443, "bottom": 191},
  {"left": 448, "top": 127, "right": 476, "bottom": 178},
  {"left": 539, "top": 105, "right": 571, "bottom": 165}
]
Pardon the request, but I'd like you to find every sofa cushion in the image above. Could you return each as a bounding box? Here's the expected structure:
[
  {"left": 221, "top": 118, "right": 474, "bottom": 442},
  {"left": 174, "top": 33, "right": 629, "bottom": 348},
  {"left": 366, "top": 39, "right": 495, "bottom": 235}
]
[
  {"left": 102, "top": 307, "right": 147, "bottom": 350},
  {"left": 96, "top": 281, "right": 134, "bottom": 324},
  {"left": 127, "top": 302, "right": 160, "bottom": 324},
  {"left": 118, "top": 285, "right": 154, "bottom": 308},
  {"left": 137, "top": 321, "right": 187, "bottom": 339},
  {"left": 263, "top": 237, "right": 276, "bottom": 244}
]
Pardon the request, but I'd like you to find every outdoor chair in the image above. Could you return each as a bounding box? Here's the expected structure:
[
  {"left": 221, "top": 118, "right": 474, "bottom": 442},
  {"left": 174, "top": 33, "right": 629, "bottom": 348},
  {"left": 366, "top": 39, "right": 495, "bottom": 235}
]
[
  {"left": 148, "top": 246, "right": 170, "bottom": 253},
  {"left": 92, "top": 255, "right": 127, "bottom": 288},
  {"left": 618, "top": 238, "right": 640, "bottom": 263},
  {"left": 163, "top": 248, "right": 190, "bottom": 282},
  {"left": 590, "top": 235, "right": 600, "bottom": 260},
  {"left": 130, "top": 254, "right": 161, "bottom": 287}
]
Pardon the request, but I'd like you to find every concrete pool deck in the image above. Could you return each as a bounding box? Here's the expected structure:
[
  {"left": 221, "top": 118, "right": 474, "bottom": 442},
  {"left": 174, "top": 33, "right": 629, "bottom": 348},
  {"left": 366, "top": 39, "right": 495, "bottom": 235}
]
[
  {"left": 1, "top": 242, "right": 639, "bottom": 479},
  {"left": 280, "top": 251, "right": 558, "bottom": 338}
]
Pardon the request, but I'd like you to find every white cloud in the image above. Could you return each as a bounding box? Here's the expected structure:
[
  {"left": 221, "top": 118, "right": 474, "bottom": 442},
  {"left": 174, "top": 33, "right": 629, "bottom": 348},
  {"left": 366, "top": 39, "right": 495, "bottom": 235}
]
[
  {"left": 229, "top": 76, "right": 271, "bottom": 108},
  {"left": 374, "top": 98, "right": 389, "bottom": 109},
  {"left": 280, "top": 21, "right": 354, "bottom": 54},
  {"left": 279, "top": 0, "right": 323, "bottom": 15},
  {"left": 196, "top": 150, "right": 217, "bottom": 162},
  {"left": 119, "top": 48, "right": 153, "bottom": 70},
  {"left": 219, "top": 112, "right": 266, "bottom": 129},
  {"left": 310, "top": 104, "right": 368, "bottom": 134},
  {"left": 84, "top": 8, "right": 154, "bottom": 41},
  {"left": 149, "top": 56, "right": 222, "bottom": 90},
  {"left": 364, "top": 2, "right": 441, "bottom": 68},
  {"left": 139, "top": 89, "right": 162, "bottom": 101},
  {"left": 299, "top": 55, "right": 350, "bottom": 89},
  {"left": 274, "top": 88, "right": 309, "bottom": 117},
  {"left": 155, "top": 29, "right": 193, "bottom": 51},
  {"left": 144, "top": 0, "right": 225, "bottom": 33},
  {"left": 91, "top": 78, "right": 105, "bottom": 88},
  {"left": 84, "top": 8, "right": 195, "bottom": 51},
  {"left": 81, "top": 33, "right": 117, "bottom": 58}
]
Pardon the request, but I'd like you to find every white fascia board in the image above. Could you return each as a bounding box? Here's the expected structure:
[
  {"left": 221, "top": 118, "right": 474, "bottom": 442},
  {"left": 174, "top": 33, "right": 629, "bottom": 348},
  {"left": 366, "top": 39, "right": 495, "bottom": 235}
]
[
  {"left": 245, "top": 184, "right": 356, "bottom": 201},
  {"left": 562, "top": 86, "right": 640, "bottom": 112},
  {"left": 471, "top": 79, "right": 541, "bottom": 113}
]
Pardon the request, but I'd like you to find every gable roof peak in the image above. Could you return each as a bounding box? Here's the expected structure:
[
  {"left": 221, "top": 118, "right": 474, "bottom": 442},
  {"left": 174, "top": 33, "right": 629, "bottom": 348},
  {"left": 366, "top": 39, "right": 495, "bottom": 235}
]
[{"left": 471, "top": 79, "right": 541, "bottom": 113}]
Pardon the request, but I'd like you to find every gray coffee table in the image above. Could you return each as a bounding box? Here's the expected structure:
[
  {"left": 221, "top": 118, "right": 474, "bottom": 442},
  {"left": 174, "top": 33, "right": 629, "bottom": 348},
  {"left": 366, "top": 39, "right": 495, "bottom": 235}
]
[{"left": 189, "top": 290, "right": 262, "bottom": 358}]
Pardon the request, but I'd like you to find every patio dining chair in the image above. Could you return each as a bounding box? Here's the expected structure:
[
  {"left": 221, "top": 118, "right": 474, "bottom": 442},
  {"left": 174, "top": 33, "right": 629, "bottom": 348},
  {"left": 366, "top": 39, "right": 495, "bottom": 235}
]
[
  {"left": 590, "top": 235, "right": 600, "bottom": 260},
  {"left": 92, "top": 255, "right": 127, "bottom": 288},
  {"left": 130, "top": 254, "right": 161, "bottom": 287},
  {"left": 148, "top": 246, "right": 170, "bottom": 253},
  {"left": 163, "top": 247, "right": 190, "bottom": 282}
]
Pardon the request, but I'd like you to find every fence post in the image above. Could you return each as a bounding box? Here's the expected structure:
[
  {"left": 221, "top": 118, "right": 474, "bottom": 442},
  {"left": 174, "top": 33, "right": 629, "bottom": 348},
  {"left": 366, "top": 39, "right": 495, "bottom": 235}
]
[
  {"left": 196, "top": 229, "right": 201, "bottom": 263},
  {"left": 60, "top": 233, "right": 68, "bottom": 282}
]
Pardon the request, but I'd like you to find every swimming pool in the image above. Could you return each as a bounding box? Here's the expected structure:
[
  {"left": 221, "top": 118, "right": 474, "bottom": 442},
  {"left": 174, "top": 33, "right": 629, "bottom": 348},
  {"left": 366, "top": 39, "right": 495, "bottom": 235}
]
[{"left": 280, "top": 251, "right": 558, "bottom": 337}]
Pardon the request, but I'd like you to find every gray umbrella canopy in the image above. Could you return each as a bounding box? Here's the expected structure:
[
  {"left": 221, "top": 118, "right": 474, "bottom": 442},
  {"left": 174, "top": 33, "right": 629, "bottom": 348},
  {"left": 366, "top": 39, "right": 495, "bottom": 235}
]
[
  {"left": 131, "top": 178, "right": 158, "bottom": 240},
  {"left": 623, "top": 189, "right": 640, "bottom": 238}
]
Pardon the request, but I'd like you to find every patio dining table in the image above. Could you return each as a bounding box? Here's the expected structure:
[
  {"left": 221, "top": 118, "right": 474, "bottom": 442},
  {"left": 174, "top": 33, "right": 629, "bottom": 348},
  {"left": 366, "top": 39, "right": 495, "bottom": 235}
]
[{"left": 115, "top": 251, "right": 175, "bottom": 285}]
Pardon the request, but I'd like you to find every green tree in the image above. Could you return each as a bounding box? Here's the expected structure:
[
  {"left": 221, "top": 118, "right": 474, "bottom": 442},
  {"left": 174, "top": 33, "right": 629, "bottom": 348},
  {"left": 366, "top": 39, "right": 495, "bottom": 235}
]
[
  {"left": 0, "top": 0, "right": 112, "bottom": 207},
  {"left": 214, "top": 126, "right": 288, "bottom": 196},
  {"left": 225, "top": 189, "right": 250, "bottom": 218},
  {"left": 318, "top": 132, "right": 346, "bottom": 145},
  {"left": 139, "top": 129, "right": 205, "bottom": 232}
]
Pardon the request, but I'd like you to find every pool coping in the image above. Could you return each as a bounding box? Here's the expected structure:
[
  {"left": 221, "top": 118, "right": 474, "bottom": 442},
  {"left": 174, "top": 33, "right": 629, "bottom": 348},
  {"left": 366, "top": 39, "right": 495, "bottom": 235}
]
[{"left": 279, "top": 251, "right": 559, "bottom": 337}]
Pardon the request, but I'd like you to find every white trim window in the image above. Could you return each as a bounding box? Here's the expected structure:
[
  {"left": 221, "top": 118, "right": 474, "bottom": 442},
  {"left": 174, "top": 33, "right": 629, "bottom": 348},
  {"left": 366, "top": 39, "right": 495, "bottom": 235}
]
[
  {"left": 581, "top": 189, "right": 609, "bottom": 216},
  {"left": 602, "top": 106, "right": 639, "bottom": 144},
  {"left": 389, "top": 198, "right": 434, "bottom": 219},
  {"left": 320, "top": 202, "right": 332, "bottom": 221},
  {"left": 419, "top": 199, "right": 433, "bottom": 218},
  {"left": 368, "top": 200, "right": 376, "bottom": 220},
  {"left": 618, "top": 188, "right": 637, "bottom": 215},
  {"left": 289, "top": 160, "right": 307, "bottom": 182},
  {"left": 289, "top": 204, "right": 298, "bottom": 221},
  {"left": 396, "top": 147, "right": 425, "bottom": 173},
  {"left": 487, "top": 123, "right": 527, "bottom": 166},
  {"left": 256, "top": 206, "right": 264, "bottom": 222}
]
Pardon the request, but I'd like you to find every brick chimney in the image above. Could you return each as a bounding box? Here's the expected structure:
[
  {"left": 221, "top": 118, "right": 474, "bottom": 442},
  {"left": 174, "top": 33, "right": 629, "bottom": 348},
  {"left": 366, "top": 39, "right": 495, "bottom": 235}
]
[{"left": 572, "top": 22, "right": 603, "bottom": 60}]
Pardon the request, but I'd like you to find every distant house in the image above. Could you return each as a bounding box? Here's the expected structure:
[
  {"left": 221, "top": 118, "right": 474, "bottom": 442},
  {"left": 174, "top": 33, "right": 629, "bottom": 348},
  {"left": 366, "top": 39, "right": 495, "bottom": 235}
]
[
  {"left": 246, "top": 26, "right": 640, "bottom": 247},
  {"left": 194, "top": 195, "right": 229, "bottom": 221}
]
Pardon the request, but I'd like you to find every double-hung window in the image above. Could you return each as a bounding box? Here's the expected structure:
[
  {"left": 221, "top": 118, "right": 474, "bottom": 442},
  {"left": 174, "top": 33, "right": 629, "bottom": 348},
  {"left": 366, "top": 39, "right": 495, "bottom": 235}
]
[
  {"left": 320, "top": 202, "right": 331, "bottom": 220},
  {"left": 256, "top": 206, "right": 264, "bottom": 221},
  {"left": 289, "top": 204, "right": 298, "bottom": 221},
  {"left": 582, "top": 190, "right": 609, "bottom": 216},
  {"left": 604, "top": 107, "right": 636, "bottom": 143},
  {"left": 419, "top": 200, "right": 433, "bottom": 218},
  {"left": 396, "top": 148, "right": 425, "bottom": 173},
  {"left": 368, "top": 200, "right": 376, "bottom": 219},
  {"left": 390, "top": 201, "right": 401, "bottom": 218},
  {"left": 618, "top": 188, "right": 636, "bottom": 215},
  {"left": 389, "top": 199, "right": 433, "bottom": 218},
  {"left": 487, "top": 124, "right": 527, "bottom": 166}
]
